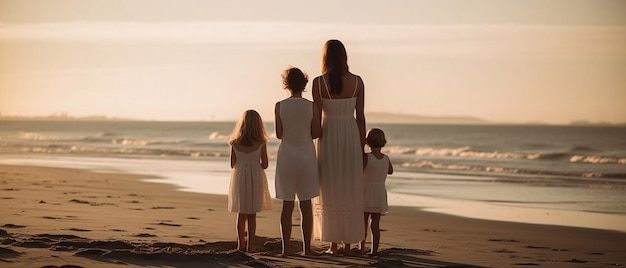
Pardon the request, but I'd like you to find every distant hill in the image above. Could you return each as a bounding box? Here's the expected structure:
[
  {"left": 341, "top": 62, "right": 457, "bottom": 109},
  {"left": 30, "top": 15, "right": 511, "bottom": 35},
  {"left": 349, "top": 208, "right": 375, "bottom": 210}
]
[
  {"left": 365, "top": 112, "right": 489, "bottom": 125},
  {"left": 568, "top": 120, "right": 623, "bottom": 126},
  {"left": 0, "top": 114, "right": 135, "bottom": 121}
]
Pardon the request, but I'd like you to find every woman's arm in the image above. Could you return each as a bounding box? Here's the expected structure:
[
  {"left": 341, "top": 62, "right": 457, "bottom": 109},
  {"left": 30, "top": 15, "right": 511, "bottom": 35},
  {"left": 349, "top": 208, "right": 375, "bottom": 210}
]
[
  {"left": 355, "top": 76, "right": 366, "bottom": 151},
  {"left": 311, "top": 77, "right": 323, "bottom": 139},
  {"left": 311, "top": 102, "right": 321, "bottom": 139},
  {"left": 275, "top": 102, "right": 283, "bottom": 140}
]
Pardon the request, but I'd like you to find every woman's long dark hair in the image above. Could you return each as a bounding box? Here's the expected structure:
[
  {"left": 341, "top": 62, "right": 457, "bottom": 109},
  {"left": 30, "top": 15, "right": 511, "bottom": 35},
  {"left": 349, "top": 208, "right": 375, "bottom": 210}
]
[{"left": 321, "top": 39, "right": 349, "bottom": 95}]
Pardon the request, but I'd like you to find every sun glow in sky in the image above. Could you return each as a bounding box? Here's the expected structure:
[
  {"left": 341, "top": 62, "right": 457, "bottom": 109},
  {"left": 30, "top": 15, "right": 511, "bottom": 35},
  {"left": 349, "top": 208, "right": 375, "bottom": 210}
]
[{"left": 1, "top": 0, "right": 625, "bottom": 124}]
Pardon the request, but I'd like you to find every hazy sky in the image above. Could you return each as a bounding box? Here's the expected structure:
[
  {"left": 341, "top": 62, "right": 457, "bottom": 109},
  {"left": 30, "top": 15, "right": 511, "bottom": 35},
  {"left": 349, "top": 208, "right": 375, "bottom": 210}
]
[{"left": 1, "top": 0, "right": 625, "bottom": 124}]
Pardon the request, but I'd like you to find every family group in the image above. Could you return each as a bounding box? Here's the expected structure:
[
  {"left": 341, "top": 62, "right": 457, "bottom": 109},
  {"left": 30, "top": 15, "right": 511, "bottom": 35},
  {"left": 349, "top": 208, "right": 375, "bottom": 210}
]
[{"left": 226, "top": 39, "right": 394, "bottom": 257}]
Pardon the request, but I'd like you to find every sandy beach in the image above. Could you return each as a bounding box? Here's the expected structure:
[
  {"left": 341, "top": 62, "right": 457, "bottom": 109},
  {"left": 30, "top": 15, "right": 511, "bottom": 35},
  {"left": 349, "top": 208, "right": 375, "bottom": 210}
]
[{"left": 1, "top": 164, "right": 625, "bottom": 267}]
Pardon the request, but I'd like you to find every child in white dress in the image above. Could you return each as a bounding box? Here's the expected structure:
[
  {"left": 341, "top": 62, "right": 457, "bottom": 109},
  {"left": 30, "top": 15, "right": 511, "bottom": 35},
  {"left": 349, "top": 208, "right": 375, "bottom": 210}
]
[
  {"left": 360, "top": 128, "right": 393, "bottom": 255},
  {"left": 228, "top": 109, "right": 273, "bottom": 252},
  {"left": 274, "top": 67, "right": 322, "bottom": 256}
]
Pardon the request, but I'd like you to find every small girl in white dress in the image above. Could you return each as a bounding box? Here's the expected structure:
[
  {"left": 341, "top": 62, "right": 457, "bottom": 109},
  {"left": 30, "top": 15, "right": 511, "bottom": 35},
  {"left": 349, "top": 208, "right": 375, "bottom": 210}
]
[
  {"left": 360, "top": 128, "right": 393, "bottom": 255},
  {"left": 228, "top": 109, "right": 273, "bottom": 252}
]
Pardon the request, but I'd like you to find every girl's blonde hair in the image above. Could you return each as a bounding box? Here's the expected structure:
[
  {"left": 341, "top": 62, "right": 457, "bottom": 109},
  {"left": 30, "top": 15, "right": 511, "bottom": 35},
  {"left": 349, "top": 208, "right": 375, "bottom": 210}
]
[
  {"left": 229, "top": 110, "right": 268, "bottom": 146},
  {"left": 366, "top": 128, "right": 387, "bottom": 148}
]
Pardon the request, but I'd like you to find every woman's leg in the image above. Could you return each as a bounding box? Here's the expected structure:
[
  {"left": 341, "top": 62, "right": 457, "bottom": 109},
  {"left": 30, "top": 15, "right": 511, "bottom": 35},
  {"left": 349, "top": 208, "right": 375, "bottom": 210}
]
[
  {"left": 236, "top": 213, "right": 247, "bottom": 251},
  {"left": 281, "top": 201, "right": 295, "bottom": 256},
  {"left": 344, "top": 243, "right": 352, "bottom": 255}
]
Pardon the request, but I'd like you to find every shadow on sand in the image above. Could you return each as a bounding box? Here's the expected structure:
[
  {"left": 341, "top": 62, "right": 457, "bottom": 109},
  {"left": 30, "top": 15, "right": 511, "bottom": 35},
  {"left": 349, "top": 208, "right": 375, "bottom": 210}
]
[{"left": 1, "top": 229, "right": 484, "bottom": 267}]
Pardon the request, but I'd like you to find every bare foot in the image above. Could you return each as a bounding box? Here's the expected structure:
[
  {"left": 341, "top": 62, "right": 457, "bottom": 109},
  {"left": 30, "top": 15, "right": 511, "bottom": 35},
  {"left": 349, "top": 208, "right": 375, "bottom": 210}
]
[
  {"left": 237, "top": 240, "right": 247, "bottom": 252},
  {"left": 324, "top": 242, "right": 338, "bottom": 255},
  {"left": 281, "top": 249, "right": 292, "bottom": 257},
  {"left": 324, "top": 248, "right": 338, "bottom": 255}
]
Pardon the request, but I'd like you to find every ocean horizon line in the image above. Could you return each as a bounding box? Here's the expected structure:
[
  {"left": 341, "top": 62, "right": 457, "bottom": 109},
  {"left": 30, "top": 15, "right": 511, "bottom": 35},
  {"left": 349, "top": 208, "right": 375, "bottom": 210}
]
[{"left": 1, "top": 113, "right": 624, "bottom": 126}]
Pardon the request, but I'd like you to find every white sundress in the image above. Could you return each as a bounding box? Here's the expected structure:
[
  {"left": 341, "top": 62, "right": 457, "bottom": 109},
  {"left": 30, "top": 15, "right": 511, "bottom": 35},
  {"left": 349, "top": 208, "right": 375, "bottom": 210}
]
[
  {"left": 363, "top": 153, "right": 390, "bottom": 213},
  {"left": 313, "top": 75, "right": 364, "bottom": 244},
  {"left": 228, "top": 145, "right": 273, "bottom": 214}
]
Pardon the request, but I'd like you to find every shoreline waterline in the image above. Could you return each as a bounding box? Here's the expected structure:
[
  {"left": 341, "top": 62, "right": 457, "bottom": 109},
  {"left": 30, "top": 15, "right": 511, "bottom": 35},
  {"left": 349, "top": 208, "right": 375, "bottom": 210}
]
[{"left": 2, "top": 154, "right": 624, "bottom": 233}]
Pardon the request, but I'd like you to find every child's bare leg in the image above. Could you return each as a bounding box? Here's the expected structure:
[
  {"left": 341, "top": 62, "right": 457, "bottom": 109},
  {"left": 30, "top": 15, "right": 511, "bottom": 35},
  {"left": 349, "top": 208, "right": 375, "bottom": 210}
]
[
  {"left": 360, "top": 212, "right": 370, "bottom": 254},
  {"left": 246, "top": 214, "right": 257, "bottom": 252},
  {"left": 299, "top": 200, "right": 317, "bottom": 256},
  {"left": 236, "top": 214, "right": 247, "bottom": 251},
  {"left": 370, "top": 213, "right": 381, "bottom": 255},
  {"left": 280, "top": 201, "right": 295, "bottom": 256}
]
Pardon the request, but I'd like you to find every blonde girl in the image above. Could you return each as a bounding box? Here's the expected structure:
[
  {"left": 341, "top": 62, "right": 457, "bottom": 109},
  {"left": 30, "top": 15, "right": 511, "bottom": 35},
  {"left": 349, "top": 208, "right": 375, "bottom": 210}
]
[{"left": 228, "top": 109, "right": 273, "bottom": 252}]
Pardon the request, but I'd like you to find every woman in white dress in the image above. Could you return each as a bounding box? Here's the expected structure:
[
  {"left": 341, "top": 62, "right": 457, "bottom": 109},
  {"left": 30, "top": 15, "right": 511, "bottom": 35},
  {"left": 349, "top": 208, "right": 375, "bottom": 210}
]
[
  {"left": 274, "top": 67, "right": 321, "bottom": 256},
  {"left": 312, "top": 39, "right": 366, "bottom": 255}
]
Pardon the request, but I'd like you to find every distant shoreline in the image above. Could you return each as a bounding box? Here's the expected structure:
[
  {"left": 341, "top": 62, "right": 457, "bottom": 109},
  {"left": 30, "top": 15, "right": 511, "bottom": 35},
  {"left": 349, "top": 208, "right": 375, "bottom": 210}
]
[{"left": 1, "top": 114, "right": 623, "bottom": 126}]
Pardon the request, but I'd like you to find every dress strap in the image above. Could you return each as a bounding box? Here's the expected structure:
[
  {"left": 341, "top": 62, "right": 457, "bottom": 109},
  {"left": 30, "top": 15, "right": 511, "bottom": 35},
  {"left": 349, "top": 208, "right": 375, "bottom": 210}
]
[
  {"left": 321, "top": 76, "right": 332, "bottom": 99},
  {"left": 352, "top": 76, "right": 359, "bottom": 98}
]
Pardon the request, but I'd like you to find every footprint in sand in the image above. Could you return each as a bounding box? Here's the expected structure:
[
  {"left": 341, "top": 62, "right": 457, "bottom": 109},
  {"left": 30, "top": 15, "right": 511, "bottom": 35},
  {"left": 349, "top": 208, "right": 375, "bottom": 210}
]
[
  {"left": 1, "top": 224, "right": 26, "bottom": 229},
  {"left": 0, "top": 246, "right": 21, "bottom": 258},
  {"left": 134, "top": 233, "right": 157, "bottom": 238},
  {"left": 488, "top": 239, "right": 521, "bottom": 243},
  {"left": 157, "top": 222, "right": 182, "bottom": 227},
  {"left": 526, "top": 245, "right": 550, "bottom": 249},
  {"left": 423, "top": 228, "right": 445, "bottom": 233},
  {"left": 494, "top": 249, "right": 516, "bottom": 253},
  {"left": 565, "top": 259, "right": 588, "bottom": 263},
  {"left": 65, "top": 228, "right": 91, "bottom": 232},
  {"left": 151, "top": 206, "right": 175, "bottom": 209}
]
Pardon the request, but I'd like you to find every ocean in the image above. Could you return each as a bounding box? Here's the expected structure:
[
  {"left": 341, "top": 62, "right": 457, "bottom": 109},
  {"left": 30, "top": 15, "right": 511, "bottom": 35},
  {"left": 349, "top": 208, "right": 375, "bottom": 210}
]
[{"left": 1, "top": 120, "right": 625, "bottom": 231}]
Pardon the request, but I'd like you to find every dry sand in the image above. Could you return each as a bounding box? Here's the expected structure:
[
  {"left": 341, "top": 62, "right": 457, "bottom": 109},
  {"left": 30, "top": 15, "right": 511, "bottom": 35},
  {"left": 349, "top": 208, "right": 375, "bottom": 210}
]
[{"left": 1, "top": 164, "right": 624, "bottom": 267}]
